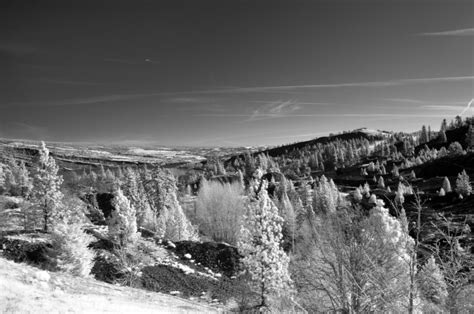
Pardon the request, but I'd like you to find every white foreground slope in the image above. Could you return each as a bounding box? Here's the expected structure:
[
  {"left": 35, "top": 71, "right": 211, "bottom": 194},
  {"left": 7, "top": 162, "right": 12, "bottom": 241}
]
[{"left": 0, "top": 258, "right": 220, "bottom": 314}]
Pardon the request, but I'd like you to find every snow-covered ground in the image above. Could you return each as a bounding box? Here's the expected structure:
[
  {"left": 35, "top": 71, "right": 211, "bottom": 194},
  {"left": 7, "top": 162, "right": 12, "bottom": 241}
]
[{"left": 0, "top": 257, "right": 221, "bottom": 313}]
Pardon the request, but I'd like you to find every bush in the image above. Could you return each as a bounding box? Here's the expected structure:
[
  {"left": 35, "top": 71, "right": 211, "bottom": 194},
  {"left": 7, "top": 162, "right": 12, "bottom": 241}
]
[{"left": 195, "top": 180, "right": 244, "bottom": 245}]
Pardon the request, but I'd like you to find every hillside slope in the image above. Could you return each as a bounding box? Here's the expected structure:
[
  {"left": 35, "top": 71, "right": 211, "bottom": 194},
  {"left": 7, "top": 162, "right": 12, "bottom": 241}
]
[{"left": 0, "top": 257, "right": 221, "bottom": 313}]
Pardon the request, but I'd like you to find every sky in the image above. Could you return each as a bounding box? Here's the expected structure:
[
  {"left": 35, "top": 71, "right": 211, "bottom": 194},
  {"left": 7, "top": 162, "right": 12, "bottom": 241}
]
[{"left": 0, "top": 0, "right": 473, "bottom": 147}]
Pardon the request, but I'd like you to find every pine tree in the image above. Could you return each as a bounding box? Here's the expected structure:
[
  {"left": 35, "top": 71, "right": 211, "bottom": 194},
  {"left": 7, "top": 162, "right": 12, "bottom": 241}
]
[
  {"left": 32, "top": 142, "right": 64, "bottom": 232},
  {"left": 108, "top": 188, "right": 139, "bottom": 246},
  {"left": 395, "top": 182, "right": 405, "bottom": 205},
  {"left": 455, "top": 170, "right": 472, "bottom": 196},
  {"left": 417, "top": 256, "right": 448, "bottom": 307},
  {"left": 51, "top": 197, "right": 95, "bottom": 277},
  {"left": 237, "top": 179, "right": 293, "bottom": 309},
  {"left": 442, "top": 177, "right": 452, "bottom": 193},
  {"left": 438, "top": 131, "right": 447, "bottom": 143},
  {"left": 153, "top": 170, "right": 198, "bottom": 241},
  {"left": 377, "top": 176, "right": 385, "bottom": 189},
  {"left": 420, "top": 125, "right": 429, "bottom": 144}
]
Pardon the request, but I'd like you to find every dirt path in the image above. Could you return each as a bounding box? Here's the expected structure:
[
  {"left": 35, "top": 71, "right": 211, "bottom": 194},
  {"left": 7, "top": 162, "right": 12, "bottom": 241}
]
[{"left": 0, "top": 258, "right": 221, "bottom": 313}]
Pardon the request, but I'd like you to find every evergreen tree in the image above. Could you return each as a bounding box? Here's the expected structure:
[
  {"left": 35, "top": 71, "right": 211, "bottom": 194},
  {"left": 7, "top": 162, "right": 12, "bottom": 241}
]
[
  {"left": 438, "top": 131, "right": 447, "bottom": 143},
  {"left": 455, "top": 170, "right": 472, "bottom": 196},
  {"left": 237, "top": 179, "right": 293, "bottom": 309},
  {"left": 154, "top": 170, "right": 198, "bottom": 241},
  {"left": 466, "top": 124, "right": 474, "bottom": 149},
  {"left": 51, "top": 196, "right": 95, "bottom": 277},
  {"left": 417, "top": 256, "right": 448, "bottom": 308},
  {"left": 377, "top": 176, "right": 385, "bottom": 189},
  {"left": 32, "top": 142, "right": 64, "bottom": 232},
  {"left": 442, "top": 177, "right": 452, "bottom": 193},
  {"left": 420, "top": 125, "right": 429, "bottom": 144},
  {"left": 108, "top": 188, "right": 138, "bottom": 246}
]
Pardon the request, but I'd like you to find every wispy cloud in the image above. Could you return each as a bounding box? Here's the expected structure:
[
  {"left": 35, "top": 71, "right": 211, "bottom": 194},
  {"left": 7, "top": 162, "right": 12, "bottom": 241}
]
[
  {"left": 249, "top": 99, "right": 302, "bottom": 121},
  {"left": 422, "top": 105, "right": 467, "bottom": 111},
  {"left": 1, "top": 93, "right": 164, "bottom": 108},
  {"left": 104, "top": 58, "right": 160, "bottom": 65},
  {"left": 419, "top": 28, "right": 474, "bottom": 36},
  {"left": 180, "top": 75, "right": 474, "bottom": 95},
  {"left": 196, "top": 113, "right": 450, "bottom": 119},
  {"left": 460, "top": 98, "right": 474, "bottom": 115},
  {"left": 36, "top": 78, "right": 105, "bottom": 86}
]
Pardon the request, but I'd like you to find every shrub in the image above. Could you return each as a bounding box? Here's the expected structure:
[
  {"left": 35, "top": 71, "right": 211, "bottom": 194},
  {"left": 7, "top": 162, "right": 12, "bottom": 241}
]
[{"left": 195, "top": 180, "right": 244, "bottom": 245}]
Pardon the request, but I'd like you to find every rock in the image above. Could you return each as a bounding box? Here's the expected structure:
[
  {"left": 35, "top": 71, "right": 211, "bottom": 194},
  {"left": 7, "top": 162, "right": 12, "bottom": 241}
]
[{"left": 184, "top": 253, "right": 192, "bottom": 259}]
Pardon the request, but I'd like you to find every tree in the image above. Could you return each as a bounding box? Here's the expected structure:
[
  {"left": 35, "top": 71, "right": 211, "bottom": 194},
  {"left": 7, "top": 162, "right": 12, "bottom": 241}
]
[
  {"left": 292, "top": 198, "right": 412, "bottom": 313},
  {"left": 32, "top": 142, "right": 64, "bottom": 232},
  {"left": 429, "top": 216, "right": 472, "bottom": 313},
  {"left": 455, "top": 170, "right": 472, "bottom": 196},
  {"left": 50, "top": 195, "right": 95, "bottom": 277},
  {"left": 153, "top": 170, "right": 198, "bottom": 241},
  {"left": 439, "top": 131, "right": 447, "bottom": 143},
  {"left": 466, "top": 124, "right": 474, "bottom": 149},
  {"left": 417, "top": 256, "right": 448, "bottom": 309},
  {"left": 377, "top": 176, "right": 385, "bottom": 189},
  {"left": 108, "top": 188, "right": 139, "bottom": 246},
  {"left": 420, "top": 125, "right": 429, "bottom": 144},
  {"left": 442, "top": 177, "right": 452, "bottom": 193},
  {"left": 237, "top": 179, "right": 293, "bottom": 310},
  {"left": 448, "top": 142, "right": 464, "bottom": 156}
]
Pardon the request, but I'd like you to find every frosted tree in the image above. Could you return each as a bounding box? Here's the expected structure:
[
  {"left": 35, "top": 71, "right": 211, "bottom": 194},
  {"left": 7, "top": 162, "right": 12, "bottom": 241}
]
[
  {"left": 16, "top": 161, "right": 33, "bottom": 198},
  {"left": 377, "top": 176, "right": 385, "bottom": 189},
  {"left": 442, "top": 176, "right": 452, "bottom": 193},
  {"left": 32, "top": 141, "right": 64, "bottom": 232},
  {"left": 51, "top": 196, "right": 95, "bottom": 277},
  {"left": 353, "top": 187, "right": 363, "bottom": 201},
  {"left": 455, "top": 169, "right": 472, "bottom": 196},
  {"left": 122, "top": 167, "right": 153, "bottom": 228},
  {"left": 108, "top": 188, "right": 139, "bottom": 246},
  {"left": 438, "top": 188, "right": 446, "bottom": 196},
  {"left": 395, "top": 182, "right": 405, "bottom": 205},
  {"left": 417, "top": 256, "right": 448, "bottom": 309},
  {"left": 153, "top": 170, "right": 198, "bottom": 241},
  {"left": 293, "top": 197, "right": 412, "bottom": 313},
  {"left": 277, "top": 188, "right": 297, "bottom": 252},
  {"left": 238, "top": 179, "right": 293, "bottom": 309}
]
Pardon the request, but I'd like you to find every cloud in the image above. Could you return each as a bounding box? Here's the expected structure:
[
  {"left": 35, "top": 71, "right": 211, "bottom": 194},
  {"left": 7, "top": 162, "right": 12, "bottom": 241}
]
[
  {"left": 422, "top": 105, "right": 467, "bottom": 111},
  {"left": 460, "top": 98, "right": 474, "bottom": 115},
  {"left": 249, "top": 99, "right": 301, "bottom": 121},
  {"left": 177, "top": 75, "right": 474, "bottom": 95},
  {"left": 1, "top": 93, "right": 165, "bottom": 108},
  {"left": 36, "top": 78, "right": 105, "bottom": 86},
  {"left": 419, "top": 28, "right": 474, "bottom": 36},
  {"left": 104, "top": 58, "right": 160, "bottom": 65}
]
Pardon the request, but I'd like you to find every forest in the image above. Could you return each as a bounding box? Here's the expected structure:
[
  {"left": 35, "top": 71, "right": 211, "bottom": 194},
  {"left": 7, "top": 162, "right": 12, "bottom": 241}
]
[{"left": 0, "top": 115, "right": 473, "bottom": 313}]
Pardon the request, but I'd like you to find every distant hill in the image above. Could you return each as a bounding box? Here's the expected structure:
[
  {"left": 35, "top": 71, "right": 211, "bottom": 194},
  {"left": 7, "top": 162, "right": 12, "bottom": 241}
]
[{"left": 227, "top": 128, "right": 389, "bottom": 164}]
